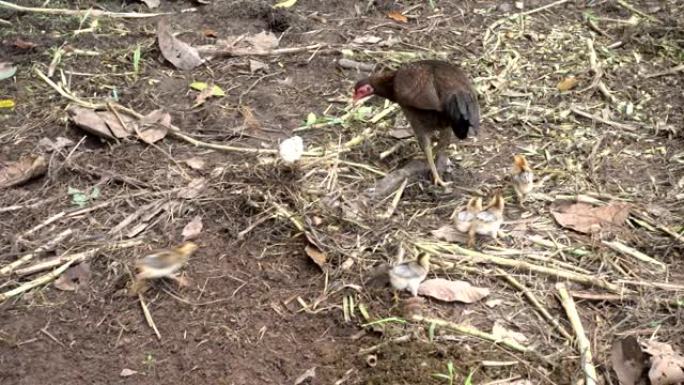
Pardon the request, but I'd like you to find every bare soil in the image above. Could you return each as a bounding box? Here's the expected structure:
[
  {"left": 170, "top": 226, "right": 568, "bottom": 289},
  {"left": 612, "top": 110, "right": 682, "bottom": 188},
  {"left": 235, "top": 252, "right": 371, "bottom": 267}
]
[{"left": 1, "top": 1, "right": 683, "bottom": 385}]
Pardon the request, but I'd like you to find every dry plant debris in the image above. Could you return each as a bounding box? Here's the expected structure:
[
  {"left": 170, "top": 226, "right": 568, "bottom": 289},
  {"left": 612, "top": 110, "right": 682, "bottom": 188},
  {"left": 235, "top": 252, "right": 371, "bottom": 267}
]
[{"left": 0, "top": 0, "right": 683, "bottom": 384}]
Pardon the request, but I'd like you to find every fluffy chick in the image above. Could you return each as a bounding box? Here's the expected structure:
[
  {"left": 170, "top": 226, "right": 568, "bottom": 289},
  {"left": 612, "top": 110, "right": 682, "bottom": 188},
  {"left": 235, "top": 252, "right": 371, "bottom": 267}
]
[
  {"left": 511, "top": 154, "right": 534, "bottom": 207},
  {"left": 468, "top": 191, "right": 505, "bottom": 248},
  {"left": 130, "top": 241, "right": 198, "bottom": 294},
  {"left": 388, "top": 253, "right": 430, "bottom": 297},
  {"left": 455, "top": 196, "right": 483, "bottom": 233}
]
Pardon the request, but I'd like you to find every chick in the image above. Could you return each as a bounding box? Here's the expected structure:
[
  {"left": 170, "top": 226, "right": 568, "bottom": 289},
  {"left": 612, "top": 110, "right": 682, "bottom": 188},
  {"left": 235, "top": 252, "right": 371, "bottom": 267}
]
[
  {"left": 468, "top": 191, "right": 505, "bottom": 248},
  {"left": 511, "top": 154, "right": 534, "bottom": 207},
  {"left": 130, "top": 241, "right": 198, "bottom": 294},
  {"left": 388, "top": 253, "right": 430, "bottom": 297},
  {"left": 455, "top": 196, "right": 483, "bottom": 233}
]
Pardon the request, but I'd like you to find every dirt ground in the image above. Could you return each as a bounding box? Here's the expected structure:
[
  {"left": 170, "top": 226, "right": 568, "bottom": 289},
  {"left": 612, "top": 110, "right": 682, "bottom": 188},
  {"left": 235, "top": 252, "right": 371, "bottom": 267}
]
[{"left": 1, "top": 0, "right": 683, "bottom": 384}]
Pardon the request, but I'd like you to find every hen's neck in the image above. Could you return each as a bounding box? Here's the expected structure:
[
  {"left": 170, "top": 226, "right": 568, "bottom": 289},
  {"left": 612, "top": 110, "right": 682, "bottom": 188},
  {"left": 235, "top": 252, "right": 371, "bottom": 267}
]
[{"left": 369, "top": 72, "right": 396, "bottom": 101}]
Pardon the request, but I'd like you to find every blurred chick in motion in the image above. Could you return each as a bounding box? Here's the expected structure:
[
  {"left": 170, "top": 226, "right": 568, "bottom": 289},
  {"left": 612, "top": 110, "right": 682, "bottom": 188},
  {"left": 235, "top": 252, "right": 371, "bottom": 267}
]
[
  {"left": 454, "top": 196, "right": 483, "bottom": 233},
  {"left": 388, "top": 253, "right": 430, "bottom": 298},
  {"left": 468, "top": 191, "right": 505, "bottom": 248},
  {"left": 511, "top": 154, "right": 534, "bottom": 207},
  {"left": 130, "top": 241, "right": 198, "bottom": 294}
]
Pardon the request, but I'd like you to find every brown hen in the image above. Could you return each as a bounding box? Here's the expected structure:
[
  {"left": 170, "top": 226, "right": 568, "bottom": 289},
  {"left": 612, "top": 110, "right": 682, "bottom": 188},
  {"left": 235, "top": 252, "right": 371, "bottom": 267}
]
[{"left": 353, "top": 60, "right": 480, "bottom": 186}]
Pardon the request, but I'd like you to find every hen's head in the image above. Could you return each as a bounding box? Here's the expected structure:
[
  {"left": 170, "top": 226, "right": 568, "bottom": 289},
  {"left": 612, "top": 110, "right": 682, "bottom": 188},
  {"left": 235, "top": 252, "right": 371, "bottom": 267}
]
[{"left": 353, "top": 79, "right": 374, "bottom": 101}]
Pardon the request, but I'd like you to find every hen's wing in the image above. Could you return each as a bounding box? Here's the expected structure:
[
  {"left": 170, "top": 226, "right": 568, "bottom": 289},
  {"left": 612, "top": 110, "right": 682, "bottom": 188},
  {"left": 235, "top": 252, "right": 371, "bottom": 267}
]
[
  {"left": 433, "top": 63, "right": 481, "bottom": 138},
  {"left": 392, "top": 63, "right": 442, "bottom": 111}
]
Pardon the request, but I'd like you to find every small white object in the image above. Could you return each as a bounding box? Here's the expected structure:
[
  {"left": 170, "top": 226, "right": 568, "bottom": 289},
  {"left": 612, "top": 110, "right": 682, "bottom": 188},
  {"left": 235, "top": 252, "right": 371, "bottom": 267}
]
[{"left": 279, "top": 136, "right": 304, "bottom": 163}]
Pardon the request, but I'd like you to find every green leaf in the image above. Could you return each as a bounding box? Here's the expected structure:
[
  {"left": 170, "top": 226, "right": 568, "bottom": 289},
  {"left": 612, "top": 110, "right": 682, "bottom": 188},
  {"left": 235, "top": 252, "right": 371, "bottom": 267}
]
[
  {"left": 190, "top": 81, "right": 209, "bottom": 91},
  {"left": 273, "top": 0, "right": 297, "bottom": 8},
  {"left": 210, "top": 84, "right": 225, "bottom": 97},
  {"left": 0, "top": 99, "right": 15, "bottom": 109},
  {"left": 463, "top": 370, "right": 474, "bottom": 385},
  {"left": 67, "top": 187, "right": 81, "bottom": 195},
  {"left": 432, "top": 374, "right": 451, "bottom": 380},
  {"left": 306, "top": 112, "right": 317, "bottom": 126},
  {"left": 428, "top": 321, "right": 436, "bottom": 342}
]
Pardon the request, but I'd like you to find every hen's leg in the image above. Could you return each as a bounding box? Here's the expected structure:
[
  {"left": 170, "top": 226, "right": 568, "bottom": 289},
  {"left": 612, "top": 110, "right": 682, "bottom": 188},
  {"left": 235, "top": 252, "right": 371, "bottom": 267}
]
[
  {"left": 415, "top": 131, "right": 449, "bottom": 186},
  {"left": 435, "top": 129, "right": 453, "bottom": 171}
]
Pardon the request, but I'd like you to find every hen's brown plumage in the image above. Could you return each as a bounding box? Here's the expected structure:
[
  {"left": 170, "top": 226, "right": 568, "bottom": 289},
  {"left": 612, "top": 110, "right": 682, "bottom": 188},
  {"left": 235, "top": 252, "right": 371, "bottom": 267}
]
[{"left": 353, "top": 60, "right": 480, "bottom": 186}]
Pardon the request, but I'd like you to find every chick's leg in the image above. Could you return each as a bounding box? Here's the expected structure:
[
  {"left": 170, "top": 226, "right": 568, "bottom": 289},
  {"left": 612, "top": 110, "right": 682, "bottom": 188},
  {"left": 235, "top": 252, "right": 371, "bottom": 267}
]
[{"left": 415, "top": 131, "right": 449, "bottom": 186}]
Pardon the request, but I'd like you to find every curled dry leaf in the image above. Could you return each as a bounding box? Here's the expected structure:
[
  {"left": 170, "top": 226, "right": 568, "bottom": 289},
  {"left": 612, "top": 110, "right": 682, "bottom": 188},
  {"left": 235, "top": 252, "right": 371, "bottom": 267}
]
[
  {"left": 557, "top": 76, "right": 579, "bottom": 91},
  {"left": 492, "top": 320, "right": 528, "bottom": 344},
  {"left": 353, "top": 35, "right": 382, "bottom": 44},
  {"left": 387, "top": 11, "right": 408, "bottom": 23},
  {"left": 182, "top": 215, "right": 203, "bottom": 240},
  {"left": 54, "top": 262, "right": 91, "bottom": 291},
  {"left": 138, "top": 109, "right": 172, "bottom": 144},
  {"left": 0, "top": 154, "right": 48, "bottom": 189},
  {"left": 641, "top": 340, "right": 684, "bottom": 385},
  {"left": 304, "top": 244, "right": 327, "bottom": 270},
  {"left": 177, "top": 178, "right": 208, "bottom": 199},
  {"left": 157, "top": 18, "right": 204, "bottom": 70},
  {"left": 550, "top": 201, "right": 631, "bottom": 234},
  {"left": 38, "top": 137, "right": 74, "bottom": 152},
  {"left": 611, "top": 336, "right": 648, "bottom": 385},
  {"left": 67, "top": 106, "right": 135, "bottom": 140},
  {"left": 249, "top": 59, "right": 268, "bottom": 73},
  {"left": 244, "top": 31, "right": 279, "bottom": 52},
  {"left": 387, "top": 128, "right": 414, "bottom": 139},
  {"left": 417, "top": 278, "right": 490, "bottom": 303}
]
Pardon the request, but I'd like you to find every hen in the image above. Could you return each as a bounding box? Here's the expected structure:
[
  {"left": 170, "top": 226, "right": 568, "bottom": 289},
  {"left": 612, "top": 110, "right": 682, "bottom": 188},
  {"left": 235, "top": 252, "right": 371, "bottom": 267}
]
[{"left": 353, "top": 60, "right": 480, "bottom": 186}]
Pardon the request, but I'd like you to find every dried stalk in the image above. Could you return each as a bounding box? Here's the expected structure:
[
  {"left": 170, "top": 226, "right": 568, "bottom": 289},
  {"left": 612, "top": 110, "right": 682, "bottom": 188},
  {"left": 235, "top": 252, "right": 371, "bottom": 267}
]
[
  {"left": 0, "top": 1, "right": 170, "bottom": 18},
  {"left": 556, "top": 283, "right": 598, "bottom": 385}
]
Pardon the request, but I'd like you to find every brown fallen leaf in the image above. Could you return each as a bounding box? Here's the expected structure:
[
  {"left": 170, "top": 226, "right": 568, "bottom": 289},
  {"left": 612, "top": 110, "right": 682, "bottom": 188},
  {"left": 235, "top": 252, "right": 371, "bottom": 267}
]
[
  {"left": 10, "top": 38, "right": 38, "bottom": 50},
  {"left": 304, "top": 244, "right": 327, "bottom": 270},
  {"left": 557, "top": 76, "right": 579, "bottom": 91},
  {"left": 38, "top": 137, "right": 74, "bottom": 152},
  {"left": 157, "top": 18, "right": 204, "bottom": 70},
  {"left": 138, "top": 109, "right": 171, "bottom": 144},
  {"left": 240, "top": 105, "right": 261, "bottom": 130},
  {"left": 550, "top": 201, "right": 631, "bottom": 234},
  {"left": 387, "top": 128, "right": 413, "bottom": 139},
  {"left": 611, "top": 336, "right": 648, "bottom": 385},
  {"left": 243, "top": 31, "right": 279, "bottom": 52},
  {"left": 182, "top": 215, "right": 203, "bottom": 240},
  {"left": 0, "top": 154, "right": 48, "bottom": 189},
  {"left": 184, "top": 157, "right": 205, "bottom": 170},
  {"left": 54, "top": 262, "right": 91, "bottom": 291},
  {"left": 203, "top": 28, "right": 218, "bottom": 38},
  {"left": 387, "top": 10, "right": 408, "bottom": 23},
  {"left": 249, "top": 59, "right": 268, "bottom": 73},
  {"left": 67, "top": 106, "right": 135, "bottom": 140},
  {"left": 417, "top": 278, "right": 490, "bottom": 303},
  {"left": 492, "top": 320, "right": 528, "bottom": 344},
  {"left": 177, "top": 178, "right": 207, "bottom": 199},
  {"left": 641, "top": 340, "right": 684, "bottom": 385}
]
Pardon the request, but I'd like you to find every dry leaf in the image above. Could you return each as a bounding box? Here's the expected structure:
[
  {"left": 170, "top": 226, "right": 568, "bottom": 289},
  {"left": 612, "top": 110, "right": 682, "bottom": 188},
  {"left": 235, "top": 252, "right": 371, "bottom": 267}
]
[
  {"left": 184, "top": 157, "right": 205, "bottom": 170},
  {"left": 611, "top": 336, "right": 647, "bottom": 385},
  {"left": 203, "top": 28, "right": 218, "bottom": 38},
  {"left": 54, "top": 262, "right": 91, "bottom": 291},
  {"left": 387, "top": 11, "right": 408, "bottom": 23},
  {"left": 67, "top": 106, "right": 135, "bottom": 140},
  {"left": 245, "top": 31, "right": 279, "bottom": 52},
  {"left": 157, "top": 18, "right": 204, "bottom": 70},
  {"left": 293, "top": 367, "right": 316, "bottom": 385},
  {"left": 177, "top": 178, "right": 207, "bottom": 199},
  {"left": 120, "top": 368, "right": 138, "bottom": 377},
  {"left": 557, "top": 76, "right": 579, "bottom": 91},
  {"left": 0, "top": 154, "right": 47, "bottom": 189},
  {"left": 431, "top": 225, "right": 467, "bottom": 243},
  {"left": 641, "top": 340, "right": 684, "bottom": 385},
  {"left": 138, "top": 109, "right": 171, "bottom": 144},
  {"left": 418, "top": 278, "right": 490, "bottom": 303},
  {"left": 387, "top": 128, "right": 413, "bottom": 139},
  {"left": 485, "top": 298, "right": 504, "bottom": 308},
  {"left": 10, "top": 38, "right": 38, "bottom": 50},
  {"left": 550, "top": 201, "right": 631, "bottom": 234},
  {"left": 492, "top": 320, "right": 528, "bottom": 344},
  {"left": 182, "top": 216, "right": 203, "bottom": 240},
  {"left": 0, "top": 62, "right": 17, "bottom": 81},
  {"left": 304, "top": 244, "right": 327, "bottom": 270},
  {"left": 249, "top": 59, "right": 269, "bottom": 73},
  {"left": 353, "top": 35, "right": 382, "bottom": 44},
  {"left": 38, "top": 137, "right": 74, "bottom": 152},
  {"left": 240, "top": 106, "right": 261, "bottom": 130}
]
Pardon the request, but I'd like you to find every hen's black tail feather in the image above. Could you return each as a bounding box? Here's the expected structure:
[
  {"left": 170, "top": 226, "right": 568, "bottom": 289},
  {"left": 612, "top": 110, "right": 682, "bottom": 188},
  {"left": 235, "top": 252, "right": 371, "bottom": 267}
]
[{"left": 444, "top": 92, "right": 480, "bottom": 140}]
